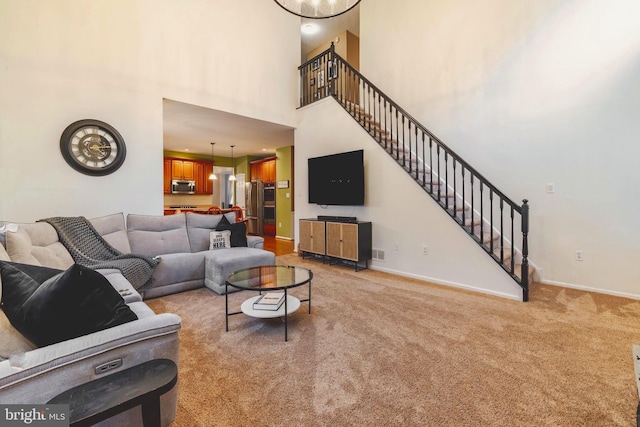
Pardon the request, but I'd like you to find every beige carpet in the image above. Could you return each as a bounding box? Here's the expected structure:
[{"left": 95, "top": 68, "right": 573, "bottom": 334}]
[{"left": 146, "top": 254, "right": 640, "bottom": 426}]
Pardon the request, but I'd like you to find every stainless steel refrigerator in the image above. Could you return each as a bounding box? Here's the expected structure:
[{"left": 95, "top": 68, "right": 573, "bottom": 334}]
[{"left": 245, "top": 180, "right": 264, "bottom": 235}]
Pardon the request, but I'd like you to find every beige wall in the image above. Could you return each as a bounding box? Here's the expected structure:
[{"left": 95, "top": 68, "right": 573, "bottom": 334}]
[
  {"left": 357, "top": 0, "right": 640, "bottom": 297},
  {"left": 306, "top": 30, "right": 360, "bottom": 69},
  {"left": 0, "top": 0, "right": 300, "bottom": 221}
]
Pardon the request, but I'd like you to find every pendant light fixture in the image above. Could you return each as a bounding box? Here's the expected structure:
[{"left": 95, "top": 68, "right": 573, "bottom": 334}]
[
  {"left": 229, "top": 145, "right": 236, "bottom": 181},
  {"left": 209, "top": 142, "right": 217, "bottom": 180},
  {"left": 273, "top": 0, "right": 361, "bottom": 19}
]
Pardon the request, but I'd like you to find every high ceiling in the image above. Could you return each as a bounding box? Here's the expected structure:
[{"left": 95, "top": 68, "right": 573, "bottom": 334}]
[{"left": 162, "top": 4, "right": 359, "bottom": 158}]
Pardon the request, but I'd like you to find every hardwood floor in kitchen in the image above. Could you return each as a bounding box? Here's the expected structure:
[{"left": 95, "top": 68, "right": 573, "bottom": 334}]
[{"left": 261, "top": 235, "right": 295, "bottom": 256}]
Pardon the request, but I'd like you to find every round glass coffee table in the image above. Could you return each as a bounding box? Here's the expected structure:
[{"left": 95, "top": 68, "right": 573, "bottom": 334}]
[{"left": 225, "top": 265, "right": 313, "bottom": 341}]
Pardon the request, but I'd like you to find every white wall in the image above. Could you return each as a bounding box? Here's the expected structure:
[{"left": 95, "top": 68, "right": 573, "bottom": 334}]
[
  {"left": 0, "top": 0, "right": 300, "bottom": 222},
  {"left": 295, "top": 98, "right": 522, "bottom": 300},
  {"left": 354, "top": 0, "right": 640, "bottom": 298}
]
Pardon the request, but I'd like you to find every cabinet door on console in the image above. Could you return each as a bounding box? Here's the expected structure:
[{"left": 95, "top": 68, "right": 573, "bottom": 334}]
[
  {"left": 299, "top": 220, "right": 326, "bottom": 255},
  {"left": 326, "top": 222, "right": 359, "bottom": 261}
]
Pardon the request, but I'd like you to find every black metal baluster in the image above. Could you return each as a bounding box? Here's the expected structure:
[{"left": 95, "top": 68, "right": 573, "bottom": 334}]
[
  {"left": 510, "top": 206, "right": 515, "bottom": 274},
  {"left": 479, "top": 182, "right": 484, "bottom": 244},
  {"left": 444, "top": 152, "right": 449, "bottom": 210},
  {"left": 489, "top": 189, "right": 494, "bottom": 253},
  {"left": 499, "top": 198, "right": 504, "bottom": 262},
  {"left": 470, "top": 174, "right": 475, "bottom": 236},
  {"left": 461, "top": 165, "right": 465, "bottom": 226},
  {"left": 437, "top": 145, "right": 442, "bottom": 201}
]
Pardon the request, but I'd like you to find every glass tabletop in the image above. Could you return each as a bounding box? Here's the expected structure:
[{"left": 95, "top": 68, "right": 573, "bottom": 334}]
[{"left": 226, "top": 265, "right": 313, "bottom": 291}]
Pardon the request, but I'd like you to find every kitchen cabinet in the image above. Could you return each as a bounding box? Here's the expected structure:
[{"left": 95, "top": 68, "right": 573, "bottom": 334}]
[
  {"left": 163, "top": 159, "right": 172, "bottom": 194},
  {"left": 194, "top": 162, "right": 214, "bottom": 195},
  {"left": 249, "top": 158, "right": 276, "bottom": 183},
  {"left": 171, "top": 160, "right": 194, "bottom": 180},
  {"left": 250, "top": 162, "right": 262, "bottom": 182},
  {"left": 164, "top": 158, "right": 213, "bottom": 194},
  {"left": 299, "top": 219, "right": 372, "bottom": 271},
  {"left": 263, "top": 159, "right": 276, "bottom": 183}
]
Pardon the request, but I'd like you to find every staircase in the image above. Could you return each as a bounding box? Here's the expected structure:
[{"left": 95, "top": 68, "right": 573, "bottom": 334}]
[{"left": 299, "top": 44, "right": 533, "bottom": 301}]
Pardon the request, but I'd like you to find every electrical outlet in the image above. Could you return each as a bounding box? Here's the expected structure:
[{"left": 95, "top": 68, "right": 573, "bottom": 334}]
[
  {"left": 422, "top": 245, "right": 428, "bottom": 255},
  {"left": 394, "top": 242, "right": 399, "bottom": 251},
  {"left": 575, "top": 250, "right": 584, "bottom": 261},
  {"left": 279, "top": 222, "right": 282, "bottom": 228},
  {"left": 546, "top": 183, "right": 556, "bottom": 193}
]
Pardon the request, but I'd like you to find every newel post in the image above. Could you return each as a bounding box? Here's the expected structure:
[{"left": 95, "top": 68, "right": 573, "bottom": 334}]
[{"left": 520, "top": 199, "right": 529, "bottom": 302}]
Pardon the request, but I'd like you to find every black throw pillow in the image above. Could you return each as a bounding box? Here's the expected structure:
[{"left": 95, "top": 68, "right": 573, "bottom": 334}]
[
  {"left": 216, "top": 216, "right": 248, "bottom": 248},
  {"left": 0, "top": 261, "right": 138, "bottom": 347}
]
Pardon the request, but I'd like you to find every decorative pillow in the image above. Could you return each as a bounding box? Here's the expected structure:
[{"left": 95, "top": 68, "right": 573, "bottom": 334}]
[
  {"left": 215, "top": 216, "right": 248, "bottom": 248},
  {"left": 209, "top": 230, "right": 231, "bottom": 250},
  {"left": 0, "top": 261, "right": 138, "bottom": 347}
]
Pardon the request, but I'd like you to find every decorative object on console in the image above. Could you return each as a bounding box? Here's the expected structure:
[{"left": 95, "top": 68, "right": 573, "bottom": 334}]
[
  {"left": 60, "top": 119, "right": 127, "bottom": 176},
  {"left": 273, "top": 0, "right": 361, "bottom": 19}
]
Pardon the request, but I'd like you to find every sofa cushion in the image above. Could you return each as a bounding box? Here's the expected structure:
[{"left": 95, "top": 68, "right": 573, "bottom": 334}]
[
  {"left": 215, "top": 216, "right": 248, "bottom": 247},
  {"left": 186, "top": 212, "right": 236, "bottom": 252},
  {"left": 1, "top": 223, "right": 74, "bottom": 269},
  {"left": 89, "top": 213, "right": 132, "bottom": 254},
  {"left": 0, "top": 242, "right": 9, "bottom": 262},
  {"left": 127, "top": 213, "right": 191, "bottom": 257},
  {"left": 0, "top": 261, "right": 138, "bottom": 347}
]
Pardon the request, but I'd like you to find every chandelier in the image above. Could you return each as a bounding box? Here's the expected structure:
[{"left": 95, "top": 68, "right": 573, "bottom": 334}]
[{"left": 273, "top": 0, "right": 361, "bottom": 19}]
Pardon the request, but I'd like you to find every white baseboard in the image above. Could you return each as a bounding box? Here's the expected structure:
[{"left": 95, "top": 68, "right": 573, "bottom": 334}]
[
  {"left": 368, "top": 264, "right": 523, "bottom": 301},
  {"left": 540, "top": 279, "right": 640, "bottom": 300}
]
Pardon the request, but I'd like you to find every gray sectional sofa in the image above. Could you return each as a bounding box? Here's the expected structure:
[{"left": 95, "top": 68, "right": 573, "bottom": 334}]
[{"left": 0, "top": 211, "right": 276, "bottom": 426}]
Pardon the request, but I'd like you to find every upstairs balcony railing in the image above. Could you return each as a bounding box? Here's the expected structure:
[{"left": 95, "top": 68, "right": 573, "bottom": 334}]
[{"left": 298, "top": 44, "right": 531, "bottom": 301}]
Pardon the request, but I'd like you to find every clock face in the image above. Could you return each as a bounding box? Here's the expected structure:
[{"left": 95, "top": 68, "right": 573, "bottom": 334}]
[{"left": 60, "top": 120, "right": 126, "bottom": 176}]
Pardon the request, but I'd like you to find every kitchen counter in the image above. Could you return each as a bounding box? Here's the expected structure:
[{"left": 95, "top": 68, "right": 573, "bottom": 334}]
[{"left": 163, "top": 206, "right": 236, "bottom": 215}]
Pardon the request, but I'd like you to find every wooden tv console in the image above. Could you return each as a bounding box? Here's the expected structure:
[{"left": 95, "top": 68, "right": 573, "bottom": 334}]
[{"left": 299, "top": 218, "right": 372, "bottom": 271}]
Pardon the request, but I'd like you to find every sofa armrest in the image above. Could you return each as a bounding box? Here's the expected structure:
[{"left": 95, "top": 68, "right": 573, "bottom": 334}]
[
  {"left": 0, "top": 312, "right": 181, "bottom": 404},
  {"left": 247, "top": 235, "right": 264, "bottom": 249}
]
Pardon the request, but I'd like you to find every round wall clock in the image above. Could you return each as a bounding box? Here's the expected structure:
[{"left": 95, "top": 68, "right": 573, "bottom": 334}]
[{"left": 60, "top": 119, "right": 127, "bottom": 176}]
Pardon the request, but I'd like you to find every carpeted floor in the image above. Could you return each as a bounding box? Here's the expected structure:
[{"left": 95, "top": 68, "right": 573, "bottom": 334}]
[{"left": 146, "top": 254, "right": 640, "bottom": 426}]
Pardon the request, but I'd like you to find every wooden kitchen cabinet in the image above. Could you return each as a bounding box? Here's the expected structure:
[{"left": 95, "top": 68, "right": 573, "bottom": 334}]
[
  {"left": 171, "top": 160, "right": 194, "bottom": 180},
  {"left": 249, "top": 157, "right": 276, "bottom": 183},
  {"left": 163, "top": 159, "right": 172, "bottom": 194},
  {"left": 250, "top": 162, "right": 262, "bottom": 182},
  {"left": 263, "top": 159, "right": 276, "bottom": 183},
  {"left": 165, "top": 158, "right": 213, "bottom": 194},
  {"left": 193, "top": 162, "right": 214, "bottom": 194}
]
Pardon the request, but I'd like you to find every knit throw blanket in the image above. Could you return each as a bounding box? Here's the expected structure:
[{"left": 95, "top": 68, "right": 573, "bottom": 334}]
[{"left": 39, "top": 216, "right": 159, "bottom": 291}]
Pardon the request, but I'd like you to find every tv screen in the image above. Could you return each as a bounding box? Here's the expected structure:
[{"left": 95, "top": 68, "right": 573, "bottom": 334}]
[{"left": 308, "top": 150, "right": 364, "bottom": 206}]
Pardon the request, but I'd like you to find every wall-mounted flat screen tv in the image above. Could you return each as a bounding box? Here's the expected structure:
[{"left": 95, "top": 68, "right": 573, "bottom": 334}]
[{"left": 308, "top": 149, "right": 364, "bottom": 206}]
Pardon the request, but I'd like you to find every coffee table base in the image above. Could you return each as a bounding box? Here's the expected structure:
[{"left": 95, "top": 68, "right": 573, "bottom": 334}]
[{"left": 240, "top": 295, "right": 300, "bottom": 318}]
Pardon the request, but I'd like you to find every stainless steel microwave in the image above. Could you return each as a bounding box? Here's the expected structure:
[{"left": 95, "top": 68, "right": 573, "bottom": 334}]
[{"left": 171, "top": 180, "right": 196, "bottom": 194}]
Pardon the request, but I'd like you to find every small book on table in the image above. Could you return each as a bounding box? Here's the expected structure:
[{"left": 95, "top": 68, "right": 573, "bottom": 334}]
[{"left": 253, "top": 292, "right": 285, "bottom": 311}]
